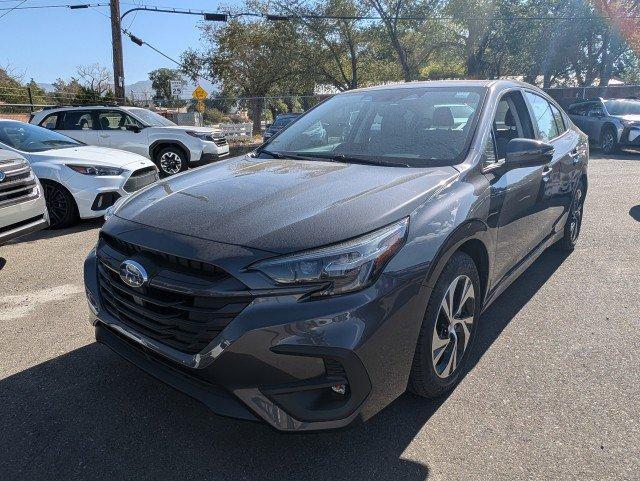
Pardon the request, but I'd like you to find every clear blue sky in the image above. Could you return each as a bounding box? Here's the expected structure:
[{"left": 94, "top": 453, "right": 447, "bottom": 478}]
[{"left": 0, "top": 1, "right": 238, "bottom": 84}]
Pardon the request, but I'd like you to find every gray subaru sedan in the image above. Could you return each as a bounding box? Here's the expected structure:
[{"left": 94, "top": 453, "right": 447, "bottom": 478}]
[{"left": 84, "top": 80, "right": 588, "bottom": 432}]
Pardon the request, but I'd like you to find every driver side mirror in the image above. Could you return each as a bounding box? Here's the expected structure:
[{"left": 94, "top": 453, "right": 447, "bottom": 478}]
[
  {"left": 504, "top": 138, "right": 554, "bottom": 168},
  {"left": 125, "top": 125, "right": 142, "bottom": 133}
]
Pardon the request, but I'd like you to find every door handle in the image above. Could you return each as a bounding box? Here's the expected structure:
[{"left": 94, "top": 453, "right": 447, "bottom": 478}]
[
  {"left": 569, "top": 148, "right": 580, "bottom": 164},
  {"left": 99, "top": 134, "right": 109, "bottom": 138}
]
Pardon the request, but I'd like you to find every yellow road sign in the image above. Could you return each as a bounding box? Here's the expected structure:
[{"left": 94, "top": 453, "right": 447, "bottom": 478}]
[{"left": 192, "top": 85, "right": 208, "bottom": 101}]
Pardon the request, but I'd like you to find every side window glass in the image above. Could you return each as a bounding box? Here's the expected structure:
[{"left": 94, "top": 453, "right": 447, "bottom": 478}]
[
  {"left": 41, "top": 114, "right": 58, "bottom": 130},
  {"left": 588, "top": 105, "right": 604, "bottom": 117},
  {"left": 549, "top": 103, "right": 566, "bottom": 134},
  {"left": 98, "top": 111, "right": 126, "bottom": 130},
  {"left": 60, "top": 111, "right": 94, "bottom": 130},
  {"left": 493, "top": 97, "right": 522, "bottom": 160},
  {"left": 123, "top": 114, "right": 144, "bottom": 128},
  {"left": 524, "top": 92, "right": 559, "bottom": 141}
]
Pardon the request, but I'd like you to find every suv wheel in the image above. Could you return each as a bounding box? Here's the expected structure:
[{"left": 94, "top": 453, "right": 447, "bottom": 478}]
[
  {"left": 600, "top": 127, "right": 618, "bottom": 155},
  {"left": 409, "top": 252, "right": 481, "bottom": 398},
  {"left": 557, "top": 179, "right": 585, "bottom": 252},
  {"left": 41, "top": 180, "right": 79, "bottom": 229},
  {"left": 156, "top": 146, "right": 187, "bottom": 177}
]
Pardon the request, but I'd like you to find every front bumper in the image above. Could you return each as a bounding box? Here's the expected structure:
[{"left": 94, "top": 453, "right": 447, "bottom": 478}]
[
  {"left": 68, "top": 168, "right": 157, "bottom": 219},
  {"left": 83, "top": 226, "right": 429, "bottom": 432},
  {"left": 619, "top": 127, "right": 640, "bottom": 147},
  {"left": 0, "top": 183, "right": 49, "bottom": 244},
  {"left": 192, "top": 140, "right": 230, "bottom": 163}
]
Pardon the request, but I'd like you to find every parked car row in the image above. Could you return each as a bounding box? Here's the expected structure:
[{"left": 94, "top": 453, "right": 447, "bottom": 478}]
[
  {"left": 567, "top": 97, "right": 640, "bottom": 154},
  {"left": 0, "top": 105, "right": 233, "bottom": 235}
]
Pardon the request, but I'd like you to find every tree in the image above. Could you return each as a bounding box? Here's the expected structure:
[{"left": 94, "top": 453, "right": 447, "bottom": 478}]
[
  {"left": 76, "top": 63, "right": 112, "bottom": 97},
  {"left": 182, "top": 18, "right": 299, "bottom": 134}
]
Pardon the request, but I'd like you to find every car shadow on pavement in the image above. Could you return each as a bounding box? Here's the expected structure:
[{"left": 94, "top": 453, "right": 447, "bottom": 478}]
[
  {"left": 5, "top": 218, "right": 103, "bottom": 245},
  {"left": 0, "top": 249, "right": 568, "bottom": 481},
  {"left": 630, "top": 205, "right": 640, "bottom": 222}
]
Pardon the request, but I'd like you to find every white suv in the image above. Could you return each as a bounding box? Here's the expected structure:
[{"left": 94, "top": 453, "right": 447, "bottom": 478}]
[{"left": 30, "top": 106, "right": 230, "bottom": 177}]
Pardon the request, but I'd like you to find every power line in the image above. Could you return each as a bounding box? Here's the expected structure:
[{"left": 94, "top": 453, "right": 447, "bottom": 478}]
[{"left": 0, "top": 0, "right": 28, "bottom": 20}]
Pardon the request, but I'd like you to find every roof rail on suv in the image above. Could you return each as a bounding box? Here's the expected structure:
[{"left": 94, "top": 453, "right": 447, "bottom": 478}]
[{"left": 41, "top": 103, "right": 120, "bottom": 110}]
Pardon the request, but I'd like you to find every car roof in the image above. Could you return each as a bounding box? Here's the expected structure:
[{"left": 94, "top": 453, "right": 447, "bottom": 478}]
[{"left": 345, "top": 79, "right": 533, "bottom": 94}]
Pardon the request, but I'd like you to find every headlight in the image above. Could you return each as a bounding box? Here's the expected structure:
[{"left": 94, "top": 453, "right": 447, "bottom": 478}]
[
  {"left": 250, "top": 218, "right": 409, "bottom": 296},
  {"left": 66, "top": 165, "right": 125, "bottom": 176},
  {"left": 186, "top": 130, "right": 211, "bottom": 140}
]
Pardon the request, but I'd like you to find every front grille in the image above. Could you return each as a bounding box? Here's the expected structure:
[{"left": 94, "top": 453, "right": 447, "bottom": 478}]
[
  {"left": 97, "top": 235, "right": 252, "bottom": 355},
  {"left": 212, "top": 137, "right": 227, "bottom": 147},
  {"left": 0, "top": 158, "right": 38, "bottom": 207},
  {"left": 123, "top": 167, "right": 159, "bottom": 193}
]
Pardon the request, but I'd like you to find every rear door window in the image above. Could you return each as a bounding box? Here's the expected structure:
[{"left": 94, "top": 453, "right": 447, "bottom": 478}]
[
  {"left": 60, "top": 111, "right": 94, "bottom": 130},
  {"left": 40, "top": 113, "right": 59, "bottom": 130}
]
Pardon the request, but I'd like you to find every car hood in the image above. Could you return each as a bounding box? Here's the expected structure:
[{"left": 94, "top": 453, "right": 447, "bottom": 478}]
[
  {"left": 27, "top": 145, "right": 154, "bottom": 169},
  {"left": 615, "top": 114, "right": 640, "bottom": 123},
  {"left": 153, "top": 125, "right": 223, "bottom": 136},
  {"left": 115, "top": 155, "right": 457, "bottom": 253}
]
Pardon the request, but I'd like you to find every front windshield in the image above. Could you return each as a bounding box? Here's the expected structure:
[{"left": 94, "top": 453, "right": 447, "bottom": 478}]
[
  {"left": 273, "top": 115, "right": 299, "bottom": 128},
  {"left": 263, "top": 86, "right": 486, "bottom": 166},
  {"left": 604, "top": 100, "right": 640, "bottom": 116},
  {"left": 127, "top": 108, "right": 176, "bottom": 127},
  {"left": 0, "top": 121, "right": 82, "bottom": 152}
]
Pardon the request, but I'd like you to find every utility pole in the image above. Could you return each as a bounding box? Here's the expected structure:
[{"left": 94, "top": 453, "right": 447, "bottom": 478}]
[{"left": 110, "top": 0, "right": 125, "bottom": 102}]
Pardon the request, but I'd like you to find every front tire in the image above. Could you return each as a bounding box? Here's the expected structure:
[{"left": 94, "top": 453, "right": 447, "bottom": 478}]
[
  {"left": 600, "top": 127, "right": 618, "bottom": 155},
  {"left": 41, "top": 180, "right": 79, "bottom": 229},
  {"left": 557, "top": 179, "right": 585, "bottom": 252},
  {"left": 155, "top": 146, "right": 187, "bottom": 177},
  {"left": 409, "top": 252, "right": 481, "bottom": 398}
]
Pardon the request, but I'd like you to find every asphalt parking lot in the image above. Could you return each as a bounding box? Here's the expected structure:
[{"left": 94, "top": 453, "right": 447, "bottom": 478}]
[{"left": 1, "top": 152, "right": 639, "bottom": 481}]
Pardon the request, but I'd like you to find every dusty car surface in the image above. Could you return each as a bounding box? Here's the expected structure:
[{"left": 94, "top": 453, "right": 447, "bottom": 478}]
[{"left": 85, "top": 80, "right": 588, "bottom": 432}]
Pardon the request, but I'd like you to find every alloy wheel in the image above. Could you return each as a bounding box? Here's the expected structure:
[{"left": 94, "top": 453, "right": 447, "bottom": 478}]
[
  {"left": 602, "top": 131, "right": 615, "bottom": 153},
  {"left": 159, "top": 152, "right": 183, "bottom": 175},
  {"left": 431, "top": 275, "right": 475, "bottom": 379},
  {"left": 569, "top": 187, "right": 583, "bottom": 243},
  {"left": 43, "top": 183, "right": 70, "bottom": 226}
]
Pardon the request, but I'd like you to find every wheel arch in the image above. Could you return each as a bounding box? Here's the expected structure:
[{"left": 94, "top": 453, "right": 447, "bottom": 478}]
[
  {"left": 601, "top": 122, "right": 619, "bottom": 142},
  {"left": 423, "top": 219, "right": 491, "bottom": 305},
  {"left": 149, "top": 140, "right": 191, "bottom": 163}
]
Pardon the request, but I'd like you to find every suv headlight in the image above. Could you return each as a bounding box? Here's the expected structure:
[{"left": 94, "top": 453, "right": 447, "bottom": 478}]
[
  {"left": 67, "top": 165, "right": 124, "bottom": 176},
  {"left": 250, "top": 218, "right": 409, "bottom": 296},
  {"left": 186, "top": 130, "right": 212, "bottom": 141}
]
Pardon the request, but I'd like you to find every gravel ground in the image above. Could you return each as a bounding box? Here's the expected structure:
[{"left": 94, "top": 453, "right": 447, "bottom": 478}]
[{"left": 0, "top": 153, "right": 638, "bottom": 481}]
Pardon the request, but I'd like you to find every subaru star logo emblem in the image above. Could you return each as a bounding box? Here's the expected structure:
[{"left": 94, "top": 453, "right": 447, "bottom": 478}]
[
  {"left": 119, "top": 260, "right": 148, "bottom": 288},
  {"left": 0, "top": 171, "right": 5, "bottom": 182}
]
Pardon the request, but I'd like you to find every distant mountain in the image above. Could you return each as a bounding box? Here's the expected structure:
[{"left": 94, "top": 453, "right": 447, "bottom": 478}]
[{"left": 37, "top": 83, "right": 55, "bottom": 92}]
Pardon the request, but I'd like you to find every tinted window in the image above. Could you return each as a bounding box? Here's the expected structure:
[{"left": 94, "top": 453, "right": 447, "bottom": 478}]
[
  {"left": 126, "top": 107, "right": 175, "bottom": 127},
  {"left": 98, "top": 111, "right": 143, "bottom": 130},
  {"left": 264, "top": 87, "right": 486, "bottom": 167},
  {"left": 40, "top": 113, "right": 59, "bottom": 130},
  {"left": 568, "top": 103, "right": 590, "bottom": 116},
  {"left": 60, "top": 111, "right": 94, "bottom": 130},
  {"left": 0, "top": 121, "right": 82, "bottom": 152},
  {"left": 524, "top": 92, "right": 560, "bottom": 141}
]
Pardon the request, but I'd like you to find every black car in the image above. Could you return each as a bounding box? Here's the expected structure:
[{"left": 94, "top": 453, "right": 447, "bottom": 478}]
[
  {"left": 84, "top": 80, "right": 588, "bottom": 432},
  {"left": 262, "top": 113, "right": 302, "bottom": 141}
]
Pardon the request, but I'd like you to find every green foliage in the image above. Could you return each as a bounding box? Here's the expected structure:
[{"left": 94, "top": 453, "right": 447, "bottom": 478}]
[{"left": 149, "top": 68, "right": 186, "bottom": 106}]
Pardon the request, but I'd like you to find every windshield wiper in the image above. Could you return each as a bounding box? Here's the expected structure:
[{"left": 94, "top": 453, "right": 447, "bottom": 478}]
[
  {"left": 328, "top": 154, "right": 410, "bottom": 168},
  {"left": 256, "top": 149, "right": 329, "bottom": 162}
]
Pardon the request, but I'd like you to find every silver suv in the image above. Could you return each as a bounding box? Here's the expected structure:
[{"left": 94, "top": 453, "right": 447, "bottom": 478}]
[
  {"left": 0, "top": 150, "right": 49, "bottom": 244},
  {"left": 567, "top": 98, "right": 640, "bottom": 154},
  {"left": 30, "top": 106, "right": 229, "bottom": 177}
]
